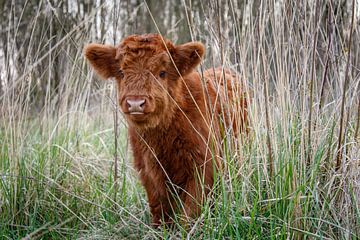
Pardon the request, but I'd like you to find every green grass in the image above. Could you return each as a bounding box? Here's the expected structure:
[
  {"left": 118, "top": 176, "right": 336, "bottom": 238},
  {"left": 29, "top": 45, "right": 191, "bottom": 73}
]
[{"left": 0, "top": 112, "right": 358, "bottom": 239}]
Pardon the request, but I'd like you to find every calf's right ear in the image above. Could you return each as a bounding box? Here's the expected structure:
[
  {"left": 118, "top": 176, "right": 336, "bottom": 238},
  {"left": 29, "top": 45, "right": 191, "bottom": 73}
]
[{"left": 84, "top": 44, "right": 118, "bottom": 79}]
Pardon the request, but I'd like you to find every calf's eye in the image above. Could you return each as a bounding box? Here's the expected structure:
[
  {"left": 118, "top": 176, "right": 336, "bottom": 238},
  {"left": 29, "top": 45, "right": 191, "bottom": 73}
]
[
  {"left": 117, "top": 69, "right": 124, "bottom": 78},
  {"left": 159, "top": 71, "right": 166, "bottom": 78}
]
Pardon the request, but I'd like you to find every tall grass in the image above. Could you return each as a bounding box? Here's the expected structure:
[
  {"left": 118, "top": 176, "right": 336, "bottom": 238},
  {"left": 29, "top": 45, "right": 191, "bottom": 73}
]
[{"left": 1, "top": 0, "right": 359, "bottom": 239}]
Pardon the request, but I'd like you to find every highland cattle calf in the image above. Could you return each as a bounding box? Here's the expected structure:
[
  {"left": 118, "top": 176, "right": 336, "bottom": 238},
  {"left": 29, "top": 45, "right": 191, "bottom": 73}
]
[{"left": 84, "top": 34, "right": 247, "bottom": 226}]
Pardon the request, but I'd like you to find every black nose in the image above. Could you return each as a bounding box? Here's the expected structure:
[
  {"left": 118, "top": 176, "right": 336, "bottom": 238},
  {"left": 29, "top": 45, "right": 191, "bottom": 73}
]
[{"left": 126, "top": 99, "right": 146, "bottom": 113}]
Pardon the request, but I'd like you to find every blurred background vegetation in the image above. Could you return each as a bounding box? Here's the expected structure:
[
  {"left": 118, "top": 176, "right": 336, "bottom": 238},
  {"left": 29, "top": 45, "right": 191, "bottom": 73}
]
[{"left": 1, "top": 0, "right": 358, "bottom": 113}]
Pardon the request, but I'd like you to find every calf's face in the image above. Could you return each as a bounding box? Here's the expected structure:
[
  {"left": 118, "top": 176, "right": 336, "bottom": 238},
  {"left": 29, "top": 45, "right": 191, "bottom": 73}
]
[{"left": 84, "top": 34, "right": 204, "bottom": 129}]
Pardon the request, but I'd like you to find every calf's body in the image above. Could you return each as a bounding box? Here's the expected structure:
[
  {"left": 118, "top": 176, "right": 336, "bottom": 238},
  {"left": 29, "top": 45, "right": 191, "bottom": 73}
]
[{"left": 84, "top": 34, "right": 246, "bottom": 225}]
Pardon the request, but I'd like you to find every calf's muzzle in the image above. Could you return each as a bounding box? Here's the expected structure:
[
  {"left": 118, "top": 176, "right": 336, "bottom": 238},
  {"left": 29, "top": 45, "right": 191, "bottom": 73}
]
[{"left": 125, "top": 97, "right": 146, "bottom": 114}]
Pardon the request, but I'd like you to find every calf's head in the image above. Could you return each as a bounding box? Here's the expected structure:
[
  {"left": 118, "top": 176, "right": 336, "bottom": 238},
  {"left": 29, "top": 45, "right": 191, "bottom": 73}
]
[{"left": 84, "top": 34, "right": 204, "bottom": 129}]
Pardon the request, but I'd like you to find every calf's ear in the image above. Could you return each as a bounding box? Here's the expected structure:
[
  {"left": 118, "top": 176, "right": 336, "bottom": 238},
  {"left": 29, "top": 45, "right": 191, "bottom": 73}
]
[
  {"left": 173, "top": 42, "right": 205, "bottom": 76},
  {"left": 84, "top": 44, "right": 118, "bottom": 79}
]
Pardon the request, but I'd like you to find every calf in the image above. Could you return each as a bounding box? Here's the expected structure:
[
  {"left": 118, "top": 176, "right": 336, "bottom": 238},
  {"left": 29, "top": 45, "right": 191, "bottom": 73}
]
[{"left": 84, "top": 34, "right": 247, "bottom": 225}]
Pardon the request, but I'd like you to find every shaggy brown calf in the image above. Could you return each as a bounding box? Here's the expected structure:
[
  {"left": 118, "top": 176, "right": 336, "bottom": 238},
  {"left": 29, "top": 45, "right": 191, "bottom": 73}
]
[{"left": 84, "top": 34, "right": 247, "bottom": 225}]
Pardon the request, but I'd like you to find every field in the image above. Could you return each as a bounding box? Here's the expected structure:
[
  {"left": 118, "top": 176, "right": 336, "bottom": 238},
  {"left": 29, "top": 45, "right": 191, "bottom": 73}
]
[{"left": 0, "top": 1, "right": 359, "bottom": 239}]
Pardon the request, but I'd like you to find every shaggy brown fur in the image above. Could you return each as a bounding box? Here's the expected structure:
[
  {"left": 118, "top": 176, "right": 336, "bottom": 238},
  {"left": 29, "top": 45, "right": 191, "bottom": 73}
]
[{"left": 84, "top": 34, "right": 247, "bottom": 226}]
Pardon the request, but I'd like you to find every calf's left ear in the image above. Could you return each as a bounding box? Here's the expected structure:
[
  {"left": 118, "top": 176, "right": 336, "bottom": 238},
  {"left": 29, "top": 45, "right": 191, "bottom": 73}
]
[
  {"left": 173, "top": 42, "right": 205, "bottom": 76},
  {"left": 84, "top": 43, "right": 118, "bottom": 80}
]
